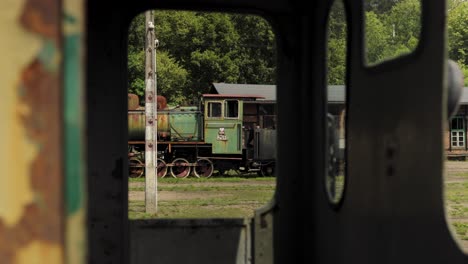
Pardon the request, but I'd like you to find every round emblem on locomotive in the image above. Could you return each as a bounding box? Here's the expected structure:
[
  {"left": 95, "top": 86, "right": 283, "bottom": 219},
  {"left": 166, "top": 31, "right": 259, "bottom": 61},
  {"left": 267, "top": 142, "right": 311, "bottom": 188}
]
[{"left": 217, "top": 127, "right": 227, "bottom": 141}]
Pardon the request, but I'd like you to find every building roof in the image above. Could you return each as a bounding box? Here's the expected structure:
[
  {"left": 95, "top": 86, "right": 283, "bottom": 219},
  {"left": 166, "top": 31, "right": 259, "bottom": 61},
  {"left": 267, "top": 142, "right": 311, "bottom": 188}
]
[
  {"left": 202, "top": 94, "right": 265, "bottom": 99},
  {"left": 211, "top": 83, "right": 277, "bottom": 101},
  {"left": 211, "top": 83, "right": 346, "bottom": 103},
  {"left": 459, "top": 87, "right": 468, "bottom": 105},
  {"left": 211, "top": 83, "right": 468, "bottom": 105}
]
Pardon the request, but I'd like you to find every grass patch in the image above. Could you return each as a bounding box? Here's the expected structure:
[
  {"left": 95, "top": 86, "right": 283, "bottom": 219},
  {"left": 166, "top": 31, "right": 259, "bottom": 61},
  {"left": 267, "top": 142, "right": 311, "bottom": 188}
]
[
  {"left": 445, "top": 178, "right": 468, "bottom": 242},
  {"left": 447, "top": 205, "right": 468, "bottom": 218},
  {"left": 128, "top": 177, "right": 275, "bottom": 219},
  {"left": 445, "top": 182, "right": 468, "bottom": 204},
  {"left": 452, "top": 172, "right": 468, "bottom": 179},
  {"left": 451, "top": 222, "right": 468, "bottom": 240},
  {"left": 129, "top": 176, "right": 275, "bottom": 183},
  {"left": 129, "top": 184, "right": 275, "bottom": 192},
  {"left": 128, "top": 189, "right": 273, "bottom": 219}
]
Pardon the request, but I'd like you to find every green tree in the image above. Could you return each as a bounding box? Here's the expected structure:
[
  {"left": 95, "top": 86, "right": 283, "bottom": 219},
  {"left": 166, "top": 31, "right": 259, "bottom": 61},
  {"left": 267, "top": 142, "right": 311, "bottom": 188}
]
[
  {"left": 448, "top": 1, "right": 468, "bottom": 65},
  {"left": 127, "top": 13, "right": 146, "bottom": 97},
  {"left": 127, "top": 12, "right": 279, "bottom": 103},
  {"left": 462, "top": 66, "right": 468, "bottom": 87},
  {"left": 232, "top": 14, "right": 276, "bottom": 84},
  {"left": 365, "top": 0, "right": 400, "bottom": 13},
  {"left": 382, "top": 0, "right": 421, "bottom": 59},
  {"left": 156, "top": 51, "right": 188, "bottom": 105},
  {"left": 365, "top": 11, "right": 390, "bottom": 64},
  {"left": 184, "top": 13, "right": 241, "bottom": 97},
  {"left": 327, "top": 0, "right": 347, "bottom": 85},
  {"left": 128, "top": 49, "right": 145, "bottom": 97},
  {"left": 128, "top": 12, "right": 190, "bottom": 104}
]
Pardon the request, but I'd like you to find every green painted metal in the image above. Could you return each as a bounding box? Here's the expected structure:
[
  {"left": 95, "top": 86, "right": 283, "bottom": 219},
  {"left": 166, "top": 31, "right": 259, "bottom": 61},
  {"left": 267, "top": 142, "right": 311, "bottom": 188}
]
[
  {"left": 64, "top": 32, "right": 84, "bottom": 215},
  {"left": 169, "top": 108, "right": 202, "bottom": 141},
  {"left": 129, "top": 108, "right": 202, "bottom": 141},
  {"left": 204, "top": 99, "right": 243, "bottom": 154}
]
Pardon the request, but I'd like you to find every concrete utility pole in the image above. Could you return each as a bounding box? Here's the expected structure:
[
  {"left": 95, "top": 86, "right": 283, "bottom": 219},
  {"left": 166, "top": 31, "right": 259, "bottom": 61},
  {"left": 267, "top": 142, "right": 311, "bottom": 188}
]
[{"left": 145, "top": 10, "right": 157, "bottom": 213}]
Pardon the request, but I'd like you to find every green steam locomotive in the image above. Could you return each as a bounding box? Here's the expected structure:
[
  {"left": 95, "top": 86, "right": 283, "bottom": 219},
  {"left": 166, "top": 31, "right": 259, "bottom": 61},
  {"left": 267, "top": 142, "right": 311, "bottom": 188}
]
[{"left": 128, "top": 93, "right": 276, "bottom": 178}]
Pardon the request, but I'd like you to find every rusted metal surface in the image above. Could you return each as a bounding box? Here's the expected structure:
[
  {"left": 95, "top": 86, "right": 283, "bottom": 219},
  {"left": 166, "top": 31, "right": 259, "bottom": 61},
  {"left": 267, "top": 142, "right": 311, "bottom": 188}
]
[
  {"left": 129, "top": 109, "right": 203, "bottom": 142},
  {"left": 128, "top": 110, "right": 147, "bottom": 140},
  {"left": 157, "top": 95, "right": 167, "bottom": 110},
  {"left": 20, "top": 0, "right": 60, "bottom": 45},
  {"left": 0, "top": 0, "right": 64, "bottom": 263},
  {"left": 128, "top": 93, "right": 140, "bottom": 110}
]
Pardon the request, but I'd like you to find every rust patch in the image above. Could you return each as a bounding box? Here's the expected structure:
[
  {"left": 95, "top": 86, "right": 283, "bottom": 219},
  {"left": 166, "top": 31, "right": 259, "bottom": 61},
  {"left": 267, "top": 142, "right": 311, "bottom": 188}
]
[
  {"left": 157, "top": 95, "right": 167, "bottom": 110},
  {"left": 0, "top": 57, "right": 63, "bottom": 261},
  {"left": 0, "top": 0, "right": 63, "bottom": 260},
  {"left": 19, "top": 0, "right": 60, "bottom": 45},
  {"left": 21, "top": 57, "right": 63, "bottom": 243}
]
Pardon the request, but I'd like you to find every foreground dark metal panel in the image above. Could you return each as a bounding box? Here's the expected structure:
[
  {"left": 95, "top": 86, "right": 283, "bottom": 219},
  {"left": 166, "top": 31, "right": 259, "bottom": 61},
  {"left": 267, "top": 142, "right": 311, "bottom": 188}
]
[
  {"left": 130, "top": 219, "right": 251, "bottom": 264},
  {"left": 85, "top": 0, "right": 468, "bottom": 264}
]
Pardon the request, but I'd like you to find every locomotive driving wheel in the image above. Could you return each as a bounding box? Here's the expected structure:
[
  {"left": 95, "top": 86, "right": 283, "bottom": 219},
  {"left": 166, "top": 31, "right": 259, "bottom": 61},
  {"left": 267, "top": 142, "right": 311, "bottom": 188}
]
[
  {"left": 129, "top": 158, "right": 144, "bottom": 178},
  {"left": 258, "top": 164, "right": 275, "bottom": 177},
  {"left": 157, "top": 158, "right": 168, "bottom": 178},
  {"left": 193, "top": 158, "right": 214, "bottom": 178},
  {"left": 170, "top": 158, "right": 191, "bottom": 178}
]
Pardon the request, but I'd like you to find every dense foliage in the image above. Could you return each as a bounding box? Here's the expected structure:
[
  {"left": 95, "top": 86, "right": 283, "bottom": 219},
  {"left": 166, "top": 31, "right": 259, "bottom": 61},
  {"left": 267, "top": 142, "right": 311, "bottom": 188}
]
[
  {"left": 128, "top": 1, "right": 468, "bottom": 104},
  {"left": 128, "top": 12, "right": 275, "bottom": 105}
]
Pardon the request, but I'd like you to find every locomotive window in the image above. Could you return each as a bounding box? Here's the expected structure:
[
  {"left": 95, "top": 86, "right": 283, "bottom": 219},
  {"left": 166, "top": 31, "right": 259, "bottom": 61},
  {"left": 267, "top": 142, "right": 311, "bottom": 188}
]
[
  {"left": 208, "top": 102, "right": 222, "bottom": 118},
  {"left": 364, "top": 0, "right": 421, "bottom": 66},
  {"left": 224, "top": 100, "right": 239, "bottom": 118},
  {"left": 325, "top": 0, "right": 347, "bottom": 206}
]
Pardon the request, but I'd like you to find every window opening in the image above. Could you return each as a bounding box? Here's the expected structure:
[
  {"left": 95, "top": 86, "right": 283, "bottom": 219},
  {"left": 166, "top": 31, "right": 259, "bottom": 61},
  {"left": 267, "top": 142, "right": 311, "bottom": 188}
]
[
  {"left": 127, "top": 10, "right": 277, "bottom": 220},
  {"left": 224, "top": 100, "right": 239, "bottom": 118},
  {"left": 208, "top": 102, "right": 222, "bottom": 118},
  {"left": 450, "top": 117, "right": 465, "bottom": 148},
  {"left": 325, "top": 0, "right": 347, "bottom": 206},
  {"left": 443, "top": 0, "right": 468, "bottom": 253},
  {"left": 363, "top": 0, "right": 421, "bottom": 66}
]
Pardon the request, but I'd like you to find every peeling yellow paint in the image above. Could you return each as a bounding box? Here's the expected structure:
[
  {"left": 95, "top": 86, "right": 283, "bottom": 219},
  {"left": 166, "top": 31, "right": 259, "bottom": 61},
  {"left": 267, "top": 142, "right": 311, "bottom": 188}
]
[
  {"left": 16, "top": 240, "right": 63, "bottom": 264},
  {"left": 66, "top": 210, "right": 86, "bottom": 264},
  {"left": 64, "top": 1, "right": 83, "bottom": 34},
  {"left": 0, "top": 1, "right": 42, "bottom": 226}
]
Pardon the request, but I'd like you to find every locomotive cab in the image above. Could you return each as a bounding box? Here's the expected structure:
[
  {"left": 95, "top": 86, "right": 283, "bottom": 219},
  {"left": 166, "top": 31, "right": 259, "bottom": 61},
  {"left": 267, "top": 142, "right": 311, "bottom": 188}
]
[
  {"left": 202, "top": 94, "right": 262, "bottom": 154},
  {"left": 201, "top": 94, "right": 276, "bottom": 176}
]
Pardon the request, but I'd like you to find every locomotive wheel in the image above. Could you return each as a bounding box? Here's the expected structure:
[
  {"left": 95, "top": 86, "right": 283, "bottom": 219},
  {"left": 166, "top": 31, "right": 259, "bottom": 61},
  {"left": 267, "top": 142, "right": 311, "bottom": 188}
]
[
  {"left": 129, "top": 158, "right": 144, "bottom": 178},
  {"left": 157, "top": 158, "right": 168, "bottom": 178},
  {"left": 170, "top": 158, "right": 191, "bottom": 178},
  {"left": 193, "top": 158, "right": 214, "bottom": 178},
  {"left": 258, "top": 164, "right": 274, "bottom": 177}
]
